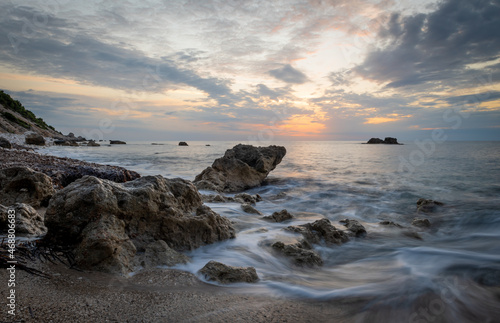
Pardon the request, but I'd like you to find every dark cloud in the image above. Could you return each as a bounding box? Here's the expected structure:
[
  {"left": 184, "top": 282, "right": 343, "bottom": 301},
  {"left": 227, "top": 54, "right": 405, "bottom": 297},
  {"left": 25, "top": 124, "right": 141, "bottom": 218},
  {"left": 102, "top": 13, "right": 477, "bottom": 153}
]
[
  {"left": 269, "top": 64, "right": 309, "bottom": 84},
  {"left": 354, "top": 0, "right": 500, "bottom": 89}
]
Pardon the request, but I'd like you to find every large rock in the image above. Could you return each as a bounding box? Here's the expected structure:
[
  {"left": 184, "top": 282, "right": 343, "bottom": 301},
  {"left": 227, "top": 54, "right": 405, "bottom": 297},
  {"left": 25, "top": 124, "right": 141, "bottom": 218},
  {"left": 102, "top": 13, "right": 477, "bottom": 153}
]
[
  {"left": 44, "top": 175, "right": 235, "bottom": 274},
  {"left": 366, "top": 137, "right": 400, "bottom": 144},
  {"left": 0, "top": 203, "right": 46, "bottom": 236},
  {"left": 0, "top": 137, "right": 12, "bottom": 149},
  {"left": 194, "top": 144, "right": 286, "bottom": 192},
  {"left": 25, "top": 132, "right": 45, "bottom": 145},
  {"left": 0, "top": 167, "right": 55, "bottom": 207},
  {"left": 416, "top": 198, "right": 444, "bottom": 213},
  {"left": 178, "top": 141, "right": 188, "bottom": 146},
  {"left": 199, "top": 260, "right": 259, "bottom": 284},
  {"left": 271, "top": 240, "right": 323, "bottom": 267},
  {"left": 285, "top": 218, "right": 349, "bottom": 245}
]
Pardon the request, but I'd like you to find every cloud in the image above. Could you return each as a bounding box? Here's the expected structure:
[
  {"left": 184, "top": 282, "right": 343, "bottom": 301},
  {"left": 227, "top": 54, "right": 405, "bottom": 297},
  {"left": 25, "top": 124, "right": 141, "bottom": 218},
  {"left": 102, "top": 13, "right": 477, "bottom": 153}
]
[{"left": 269, "top": 64, "right": 309, "bottom": 84}]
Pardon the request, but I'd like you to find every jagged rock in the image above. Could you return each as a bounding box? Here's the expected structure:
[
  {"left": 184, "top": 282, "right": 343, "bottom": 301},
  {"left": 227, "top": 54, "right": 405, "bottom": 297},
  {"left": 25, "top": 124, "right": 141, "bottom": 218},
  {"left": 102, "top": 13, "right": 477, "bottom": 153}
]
[
  {"left": 339, "top": 219, "right": 367, "bottom": 237},
  {"left": 44, "top": 175, "right": 235, "bottom": 274},
  {"left": 234, "top": 193, "right": 262, "bottom": 204},
  {"left": 379, "top": 221, "right": 403, "bottom": 228},
  {"left": 25, "top": 132, "right": 45, "bottom": 146},
  {"left": 194, "top": 144, "right": 286, "bottom": 192},
  {"left": 141, "top": 240, "right": 189, "bottom": 268},
  {"left": 199, "top": 260, "right": 259, "bottom": 284},
  {"left": 366, "top": 137, "right": 400, "bottom": 144},
  {"left": 202, "top": 193, "right": 262, "bottom": 204},
  {"left": 110, "top": 140, "right": 126, "bottom": 144},
  {"left": 0, "top": 203, "right": 46, "bottom": 236},
  {"left": 285, "top": 218, "right": 349, "bottom": 245},
  {"left": 417, "top": 198, "right": 444, "bottom": 213},
  {"left": 0, "top": 167, "right": 55, "bottom": 207},
  {"left": 263, "top": 209, "right": 293, "bottom": 222},
  {"left": 272, "top": 240, "right": 323, "bottom": 267},
  {"left": 241, "top": 203, "right": 262, "bottom": 215},
  {"left": 412, "top": 218, "right": 431, "bottom": 228},
  {"left": 178, "top": 142, "right": 188, "bottom": 146},
  {"left": 87, "top": 140, "right": 100, "bottom": 147},
  {"left": 0, "top": 137, "right": 12, "bottom": 149}
]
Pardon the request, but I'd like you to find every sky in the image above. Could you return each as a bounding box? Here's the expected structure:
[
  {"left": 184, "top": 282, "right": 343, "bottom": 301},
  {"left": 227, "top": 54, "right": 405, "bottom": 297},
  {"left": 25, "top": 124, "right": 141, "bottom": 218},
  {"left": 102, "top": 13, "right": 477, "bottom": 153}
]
[{"left": 0, "top": 0, "right": 499, "bottom": 141}]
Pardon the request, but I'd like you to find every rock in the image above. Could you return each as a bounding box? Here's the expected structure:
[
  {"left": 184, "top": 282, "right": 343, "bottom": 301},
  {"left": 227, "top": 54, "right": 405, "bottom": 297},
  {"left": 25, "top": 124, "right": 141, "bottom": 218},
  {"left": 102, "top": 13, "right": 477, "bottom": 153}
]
[
  {"left": 285, "top": 218, "right": 349, "bottom": 245},
  {"left": 110, "top": 140, "right": 126, "bottom": 144},
  {"left": 272, "top": 240, "right": 323, "bottom": 267},
  {"left": 194, "top": 144, "right": 286, "bottom": 192},
  {"left": 339, "top": 219, "right": 367, "bottom": 237},
  {"left": 44, "top": 175, "right": 235, "bottom": 274},
  {"left": 198, "top": 260, "right": 259, "bottom": 284},
  {"left": 0, "top": 137, "right": 12, "bottom": 149},
  {"left": 241, "top": 203, "right": 262, "bottom": 215},
  {"left": 202, "top": 193, "right": 262, "bottom": 205},
  {"left": 403, "top": 231, "right": 423, "bottom": 240},
  {"left": 87, "top": 140, "right": 100, "bottom": 147},
  {"left": 178, "top": 142, "right": 188, "bottom": 146},
  {"left": 0, "top": 203, "right": 46, "bottom": 236},
  {"left": 141, "top": 240, "right": 189, "bottom": 268},
  {"left": 68, "top": 132, "right": 75, "bottom": 138},
  {"left": 417, "top": 198, "right": 444, "bottom": 213},
  {"left": 412, "top": 218, "right": 431, "bottom": 228},
  {"left": 263, "top": 209, "right": 293, "bottom": 222},
  {"left": 25, "top": 132, "right": 45, "bottom": 145},
  {"left": 379, "top": 221, "right": 403, "bottom": 228},
  {"left": 0, "top": 167, "right": 55, "bottom": 207},
  {"left": 366, "top": 137, "right": 400, "bottom": 144},
  {"left": 234, "top": 193, "right": 262, "bottom": 204},
  {"left": 206, "top": 144, "right": 211, "bottom": 146}
]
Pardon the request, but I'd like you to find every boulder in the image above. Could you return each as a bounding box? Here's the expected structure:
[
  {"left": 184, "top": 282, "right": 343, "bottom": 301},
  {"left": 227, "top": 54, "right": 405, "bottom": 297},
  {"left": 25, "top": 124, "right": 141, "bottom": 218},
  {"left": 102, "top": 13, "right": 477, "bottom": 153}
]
[
  {"left": 44, "top": 175, "right": 235, "bottom": 274},
  {"left": 198, "top": 260, "right": 259, "bottom": 284},
  {"left": 272, "top": 240, "right": 322, "bottom": 267},
  {"left": 263, "top": 209, "right": 293, "bottom": 222},
  {"left": 178, "top": 142, "right": 188, "bottom": 146},
  {"left": 110, "top": 140, "right": 126, "bottom": 144},
  {"left": 339, "top": 219, "right": 367, "bottom": 237},
  {"left": 0, "top": 137, "right": 12, "bottom": 149},
  {"left": 417, "top": 198, "right": 444, "bottom": 213},
  {"left": 285, "top": 218, "right": 349, "bottom": 245},
  {"left": 141, "top": 240, "right": 189, "bottom": 268},
  {"left": 0, "top": 203, "right": 46, "bottom": 236},
  {"left": 0, "top": 167, "right": 55, "bottom": 208},
  {"left": 241, "top": 203, "right": 262, "bottom": 215},
  {"left": 412, "top": 218, "right": 431, "bottom": 228},
  {"left": 25, "top": 132, "right": 45, "bottom": 146},
  {"left": 194, "top": 144, "right": 286, "bottom": 192}
]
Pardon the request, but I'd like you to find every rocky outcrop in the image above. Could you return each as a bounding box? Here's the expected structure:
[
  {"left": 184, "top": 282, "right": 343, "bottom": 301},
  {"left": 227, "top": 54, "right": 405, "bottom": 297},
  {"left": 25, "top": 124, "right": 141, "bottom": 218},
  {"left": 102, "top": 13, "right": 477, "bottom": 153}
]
[
  {"left": 178, "top": 142, "right": 188, "bottom": 146},
  {"left": 194, "top": 144, "right": 286, "bottom": 192},
  {"left": 25, "top": 132, "right": 45, "bottom": 145},
  {"left": 110, "top": 140, "right": 126, "bottom": 144},
  {"left": 44, "top": 175, "right": 235, "bottom": 274},
  {"left": 263, "top": 209, "right": 293, "bottom": 222},
  {"left": 198, "top": 260, "right": 259, "bottom": 284},
  {"left": 0, "top": 167, "right": 55, "bottom": 207},
  {"left": 0, "top": 203, "right": 46, "bottom": 236},
  {"left": 285, "top": 218, "right": 349, "bottom": 245},
  {"left": 417, "top": 198, "right": 444, "bottom": 213},
  {"left": 366, "top": 137, "right": 401, "bottom": 144},
  {"left": 339, "top": 219, "right": 367, "bottom": 237},
  {"left": 140, "top": 240, "right": 189, "bottom": 268},
  {"left": 271, "top": 240, "right": 323, "bottom": 267},
  {"left": 412, "top": 218, "right": 431, "bottom": 228},
  {"left": 0, "top": 137, "right": 11, "bottom": 148}
]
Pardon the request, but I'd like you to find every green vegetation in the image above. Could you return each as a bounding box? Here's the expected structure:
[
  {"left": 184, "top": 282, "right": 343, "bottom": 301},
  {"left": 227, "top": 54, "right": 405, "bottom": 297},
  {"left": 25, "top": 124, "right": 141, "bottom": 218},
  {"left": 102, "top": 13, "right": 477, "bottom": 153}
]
[{"left": 0, "top": 90, "right": 58, "bottom": 132}]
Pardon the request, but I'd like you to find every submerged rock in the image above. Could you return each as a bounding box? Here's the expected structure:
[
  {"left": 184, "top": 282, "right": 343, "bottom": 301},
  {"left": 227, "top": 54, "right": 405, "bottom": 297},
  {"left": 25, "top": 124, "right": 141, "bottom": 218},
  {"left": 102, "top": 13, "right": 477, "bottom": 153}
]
[
  {"left": 0, "top": 203, "right": 46, "bottom": 236},
  {"left": 412, "top": 218, "right": 431, "bottom": 228},
  {"left": 263, "top": 209, "right": 293, "bottom": 222},
  {"left": 339, "top": 219, "right": 367, "bottom": 237},
  {"left": 0, "top": 167, "right": 55, "bottom": 208},
  {"left": 272, "top": 240, "right": 323, "bottom": 267},
  {"left": 417, "top": 198, "right": 444, "bottom": 213},
  {"left": 379, "top": 221, "right": 403, "bottom": 228},
  {"left": 44, "top": 175, "right": 235, "bottom": 274},
  {"left": 286, "top": 218, "right": 349, "bottom": 245},
  {"left": 199, "top": 260, "right": 259, "bottom": 284},
  {"left": 194, "top": 144, "right": 286, "bottom": 192}
]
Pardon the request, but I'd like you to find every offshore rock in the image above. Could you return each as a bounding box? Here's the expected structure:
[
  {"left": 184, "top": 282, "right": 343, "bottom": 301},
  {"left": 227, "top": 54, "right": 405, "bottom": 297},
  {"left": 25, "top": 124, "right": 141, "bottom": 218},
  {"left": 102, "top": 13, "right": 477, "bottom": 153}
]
[
  {"left": 199, "top": 260, "right": 259, "bottom": 284},
  {"left": 272, "top": 240, "right": 323, "bottom": 267},
  {"left": 263, "top": 209, "right": 293, "bottom": 222},
  {"left": 110, "top": 140, "right": 126, "bottom": 144},
  {"left": 339, "top": 219, "right": 367, "bottom": 237},
  {"left": 0, "top": 167, "right": 55, "bottom": 207},
  {"left": 0, "top": 203, "right": 46, "bottom": 236},
  {"left": 194, "top": 144, "right": 286, "bottom": 192},
  {"left": 45, "top": 175, "right": 235, "bottom": 274},
  {"left": 417, "top": 198, "right": 444, "bottom": 213},
  {"left": 286, "top": 218, "right": 349, "bottom": 245},
  {"left": 178, "top": 141, "right": 188, "bottom": 146},
  {"left": 366, "top": 137, "right": 400, "bottom": 144}
]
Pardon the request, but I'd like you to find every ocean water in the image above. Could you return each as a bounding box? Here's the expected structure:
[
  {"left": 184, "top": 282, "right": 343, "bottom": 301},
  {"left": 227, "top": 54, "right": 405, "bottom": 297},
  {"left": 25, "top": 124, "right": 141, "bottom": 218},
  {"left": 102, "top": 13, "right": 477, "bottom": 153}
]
[{"left": 41, "top": 141, "right": 500, "bottom": 321}]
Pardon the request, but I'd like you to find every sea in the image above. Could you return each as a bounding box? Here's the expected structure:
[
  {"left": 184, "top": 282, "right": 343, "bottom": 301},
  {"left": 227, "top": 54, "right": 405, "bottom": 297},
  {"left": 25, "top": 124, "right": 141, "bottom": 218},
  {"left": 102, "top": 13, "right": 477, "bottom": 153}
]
[{"left": 40, "top": 140, "right": 500, "bottom": 321}]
